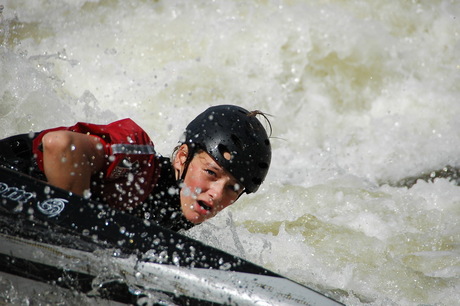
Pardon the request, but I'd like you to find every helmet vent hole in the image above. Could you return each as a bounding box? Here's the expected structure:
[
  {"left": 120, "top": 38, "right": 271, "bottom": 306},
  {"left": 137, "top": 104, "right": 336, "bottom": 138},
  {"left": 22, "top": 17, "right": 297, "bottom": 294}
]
[
  {"left": 259, "top": 162, "right": 269, "bottom": 169},
  {"left": 230, "top": 134, "right": 244, "bottom": 150},
  {"left": 218, "top": 144, "right": 233, "bottom": 161}
]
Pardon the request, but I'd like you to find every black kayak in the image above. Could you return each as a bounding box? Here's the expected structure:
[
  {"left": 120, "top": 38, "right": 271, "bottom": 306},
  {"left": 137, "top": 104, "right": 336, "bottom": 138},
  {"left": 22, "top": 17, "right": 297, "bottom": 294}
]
[{"left": 0, "top": 166, "right": 343, "bottom": 305}]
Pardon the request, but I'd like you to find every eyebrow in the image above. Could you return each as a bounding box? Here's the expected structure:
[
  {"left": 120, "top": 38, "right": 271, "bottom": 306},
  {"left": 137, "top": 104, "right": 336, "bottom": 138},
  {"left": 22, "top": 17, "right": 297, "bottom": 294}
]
[
  {"left": 199, "top": 155, "right": 240, "bottom": 184},
  {"left": 204, "top": 160, "right": 224, "bottom": 173}
]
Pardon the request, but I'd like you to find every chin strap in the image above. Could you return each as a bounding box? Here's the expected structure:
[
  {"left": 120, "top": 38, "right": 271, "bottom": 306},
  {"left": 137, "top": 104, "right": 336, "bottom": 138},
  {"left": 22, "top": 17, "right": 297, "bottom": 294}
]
[
  {"left": 175, "top": 159, "right": 189, "bottom": 184},
  {"left": 176, "top": 178, "right": 184, "bottom": 189},
  {"left": 176, "top": 144, "right": 196, "bottom": 183}
]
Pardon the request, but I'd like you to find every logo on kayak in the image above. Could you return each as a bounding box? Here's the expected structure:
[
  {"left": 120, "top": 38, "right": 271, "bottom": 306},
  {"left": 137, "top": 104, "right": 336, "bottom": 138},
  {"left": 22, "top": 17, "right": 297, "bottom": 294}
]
[
  {"left": 0, "top": 181, "right": 67, "bottom": 217},
  {"left": 0, "top": 182, "right": 34, "bottom": 202},
  {"left": 37, "top": 198, "right": 68, "bottom": 218}
]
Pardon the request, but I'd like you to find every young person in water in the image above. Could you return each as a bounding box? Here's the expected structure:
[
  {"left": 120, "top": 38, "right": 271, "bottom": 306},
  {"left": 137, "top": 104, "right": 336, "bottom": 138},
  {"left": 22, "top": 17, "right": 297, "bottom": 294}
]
[{"left": 0, "top": 105, "right": 272, "bottom": 231}]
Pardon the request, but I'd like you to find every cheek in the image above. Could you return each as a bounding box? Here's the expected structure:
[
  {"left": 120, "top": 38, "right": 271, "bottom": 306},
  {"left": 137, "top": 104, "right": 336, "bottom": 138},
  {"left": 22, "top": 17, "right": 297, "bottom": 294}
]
[
  {"left": 183, "top": 169, "right": 206, "bottom": 191},
  {"left": 220, "top": 192, "right": 239, "bottom": 209}
]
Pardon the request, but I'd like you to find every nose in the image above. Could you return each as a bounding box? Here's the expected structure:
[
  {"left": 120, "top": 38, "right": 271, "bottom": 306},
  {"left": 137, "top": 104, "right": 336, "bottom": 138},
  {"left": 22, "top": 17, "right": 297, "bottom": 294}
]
[{"left": 207, "top": 180, "right": 225, "bottom": 203}]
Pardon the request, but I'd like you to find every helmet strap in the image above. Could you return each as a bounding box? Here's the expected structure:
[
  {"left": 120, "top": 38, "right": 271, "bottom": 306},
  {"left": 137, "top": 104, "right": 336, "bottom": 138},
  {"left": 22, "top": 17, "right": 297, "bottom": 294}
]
[{"left": 175, "top": 144, "right": 195, "bottom": 184}]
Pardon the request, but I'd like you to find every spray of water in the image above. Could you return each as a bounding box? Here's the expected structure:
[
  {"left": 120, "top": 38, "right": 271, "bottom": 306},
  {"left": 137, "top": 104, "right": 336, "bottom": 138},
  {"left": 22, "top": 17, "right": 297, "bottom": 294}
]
[{"left": 1, "top": 1, "right": 459, "bottom": 305}]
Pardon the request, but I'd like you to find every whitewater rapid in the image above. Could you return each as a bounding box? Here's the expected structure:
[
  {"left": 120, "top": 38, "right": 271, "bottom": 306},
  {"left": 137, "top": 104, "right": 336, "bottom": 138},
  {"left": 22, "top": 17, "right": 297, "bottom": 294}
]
[{"left": 1, "top": 1, "right": 459, "bottom": 305}]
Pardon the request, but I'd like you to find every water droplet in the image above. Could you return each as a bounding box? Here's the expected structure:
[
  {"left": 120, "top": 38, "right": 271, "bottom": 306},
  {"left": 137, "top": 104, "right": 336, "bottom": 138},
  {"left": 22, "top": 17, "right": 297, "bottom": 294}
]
[
  {"left": 158, "top": 250, "right": 169, "bottom": 262},
  {"left": 172, "top": 252, "right": 180, "bottom": 265},
  {"left": 219, "top": 262, "right": 232, "bottom": 270},
  {"left": 83, "top": 189, "right": 92, "bottom": 199},
  {"left": 127, "top": 173, "right": 134, "bottom": 182},
  {"left": 168, "top": 187, "right": 177, "bottom": 195},
  {"left": 183, "top": 186, "right": 191, "bottom": 196}
]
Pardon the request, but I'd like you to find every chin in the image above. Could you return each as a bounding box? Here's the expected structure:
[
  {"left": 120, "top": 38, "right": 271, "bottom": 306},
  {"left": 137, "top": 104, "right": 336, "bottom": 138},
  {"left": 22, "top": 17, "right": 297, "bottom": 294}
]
[{"left": 184, "top": 211, "right": 203, "bottom": 224}]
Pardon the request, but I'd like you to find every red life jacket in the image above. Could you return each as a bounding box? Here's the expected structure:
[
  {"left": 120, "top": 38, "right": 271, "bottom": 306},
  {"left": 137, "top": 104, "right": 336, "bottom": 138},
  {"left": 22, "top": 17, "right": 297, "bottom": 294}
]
[{"left": 32, "top": 119, "right": 160, "bottom": 210}]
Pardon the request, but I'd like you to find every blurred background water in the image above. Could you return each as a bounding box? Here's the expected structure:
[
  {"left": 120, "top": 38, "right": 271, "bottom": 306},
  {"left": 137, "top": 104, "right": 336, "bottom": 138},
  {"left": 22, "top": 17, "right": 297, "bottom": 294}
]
[{"left": 0, "top": 1, "right": 459, "bottom": 305}]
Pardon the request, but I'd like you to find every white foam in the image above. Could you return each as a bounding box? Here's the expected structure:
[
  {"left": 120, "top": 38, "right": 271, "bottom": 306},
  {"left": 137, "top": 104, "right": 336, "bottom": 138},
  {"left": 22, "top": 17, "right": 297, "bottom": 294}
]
[{"left": 1, "top": 0, "right": 459, "bottom": 304}]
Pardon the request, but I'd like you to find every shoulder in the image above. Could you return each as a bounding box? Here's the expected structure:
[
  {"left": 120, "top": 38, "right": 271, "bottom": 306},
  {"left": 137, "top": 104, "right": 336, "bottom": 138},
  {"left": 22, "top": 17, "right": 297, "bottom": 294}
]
[
  {"left": 73, "top": 118, "right": 153, "bottom": 146},
  {"left": 72, "top": 118, "right": 143, "bottom": 134}
]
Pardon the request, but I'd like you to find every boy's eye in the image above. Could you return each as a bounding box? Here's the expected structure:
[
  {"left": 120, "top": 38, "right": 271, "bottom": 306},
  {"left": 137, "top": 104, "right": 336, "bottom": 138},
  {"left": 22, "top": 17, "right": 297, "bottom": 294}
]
[{"left": 205, "top": 169, "right": 216, "bottom": 176}]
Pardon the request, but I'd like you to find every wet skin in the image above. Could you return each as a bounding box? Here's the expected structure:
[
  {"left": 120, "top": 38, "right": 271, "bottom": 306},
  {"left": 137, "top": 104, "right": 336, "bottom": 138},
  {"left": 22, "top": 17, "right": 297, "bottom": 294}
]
[
  {"left": 41, "top": 132, "right": 242, "bottom": 224},
  {"left": 173, "top": 145, "right": 243, "bottom": 224}
]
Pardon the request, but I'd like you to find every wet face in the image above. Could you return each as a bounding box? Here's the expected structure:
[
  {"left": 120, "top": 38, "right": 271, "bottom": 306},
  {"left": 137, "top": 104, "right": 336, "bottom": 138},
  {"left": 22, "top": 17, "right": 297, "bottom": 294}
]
[{"left": 173, "top": 144, "right": 244, "bottom": 224}]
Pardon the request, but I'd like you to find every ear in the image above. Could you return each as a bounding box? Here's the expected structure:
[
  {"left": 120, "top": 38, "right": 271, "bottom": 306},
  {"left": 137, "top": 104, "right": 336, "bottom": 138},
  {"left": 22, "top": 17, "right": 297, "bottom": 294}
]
[{"left": 173, "top": 144, "right": 189, "bottom": 175}]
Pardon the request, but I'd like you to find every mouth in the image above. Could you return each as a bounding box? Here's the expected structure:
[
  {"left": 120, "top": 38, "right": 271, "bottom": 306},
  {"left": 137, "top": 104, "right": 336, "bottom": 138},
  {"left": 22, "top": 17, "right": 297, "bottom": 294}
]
[{"left": 197, "top": 200, "right": 211, "bottom": 211}]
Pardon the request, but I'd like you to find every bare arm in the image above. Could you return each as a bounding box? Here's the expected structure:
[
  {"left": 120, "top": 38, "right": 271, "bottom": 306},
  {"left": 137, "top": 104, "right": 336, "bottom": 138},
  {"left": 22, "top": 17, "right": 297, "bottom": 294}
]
[{"left": 41, "top": 130, "right": 106, "bottom": 196}]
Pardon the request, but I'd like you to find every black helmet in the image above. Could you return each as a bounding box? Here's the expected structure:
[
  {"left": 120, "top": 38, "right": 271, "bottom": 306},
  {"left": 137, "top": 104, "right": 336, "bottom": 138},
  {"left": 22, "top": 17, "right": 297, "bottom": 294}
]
[{"left": 183, "top": 105, "right": 271, "bottom": 193}]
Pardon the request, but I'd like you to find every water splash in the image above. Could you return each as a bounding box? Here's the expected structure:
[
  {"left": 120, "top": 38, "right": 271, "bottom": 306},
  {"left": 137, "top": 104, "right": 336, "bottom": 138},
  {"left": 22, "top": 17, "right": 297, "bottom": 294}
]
[{"left": 1, "top": 0, "right": 459, "bottom": 305}]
